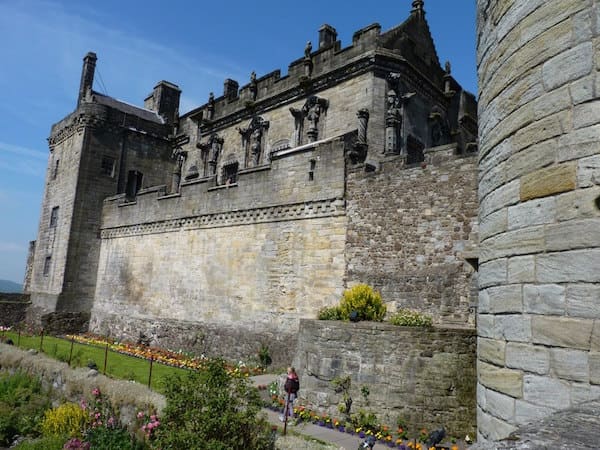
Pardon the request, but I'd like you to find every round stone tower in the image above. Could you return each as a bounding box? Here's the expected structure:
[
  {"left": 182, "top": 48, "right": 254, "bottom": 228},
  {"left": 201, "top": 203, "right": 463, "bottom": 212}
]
[{"left": 476, "top": 0, "right": 600, "bottom": 442}]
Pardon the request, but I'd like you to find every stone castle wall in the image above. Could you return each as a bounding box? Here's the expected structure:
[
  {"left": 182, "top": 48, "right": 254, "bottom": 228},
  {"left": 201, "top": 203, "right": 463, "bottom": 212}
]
[
  {"left": 294, "top": 320, "right": 477, "bottom": 437},
  {"left": 476, "top": 0, "right": 600, "bottom": 441},
  {"left": 347, "top": 147, "right": 478, "bottom": 324}
]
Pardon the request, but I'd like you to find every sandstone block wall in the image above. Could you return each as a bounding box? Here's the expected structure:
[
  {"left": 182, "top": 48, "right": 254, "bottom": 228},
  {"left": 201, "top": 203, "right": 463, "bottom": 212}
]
[
  {"left": 477, "top": 0, "right": 600, "bottom": 441},
  {"left": 294, "top": 319, "right": 477, "bottom": 437}
]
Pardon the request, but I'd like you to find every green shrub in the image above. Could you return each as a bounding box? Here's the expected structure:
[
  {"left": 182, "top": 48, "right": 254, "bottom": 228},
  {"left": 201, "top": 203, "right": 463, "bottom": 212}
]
[
  {"left": 13, "top": 435, "right": 66, "bottom": 450},
  {"left": 0, "top": 372, "right": 50, "bottom": 447},
  {"left": 350, "top": 409, "right": 379, "bottom": 433},
  {"left": 85, "top": 426, "right": 142, "bottom": 450},
  {"left": 41, "top": 402, "right": 89, "bottom": 438},
  {"left": 339, "top": 284, "right": 386, "bottom": 322},
  {"left": 154, "top": 358, "right": 274, "bottom": 450},
  {"left": 389, "top": 309, "right": 433, "bottom": 327},
  {"left": 317, "top": 306, "right": 343, "bottom": 320}
]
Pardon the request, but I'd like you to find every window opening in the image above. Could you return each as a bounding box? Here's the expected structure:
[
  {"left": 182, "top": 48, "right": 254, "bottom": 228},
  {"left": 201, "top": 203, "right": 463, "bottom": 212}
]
[
  {"left": 43, "top": 256, "right": 52, "bottom": 276},
  {"left": 101, "top": 156, "right": 116, "bottom": 177},
  {"left": 126, "top": 170, "right": 143, "bottom": 198},
  {"left": 49, "top": 206, "right": 59, "bottom": 227}
]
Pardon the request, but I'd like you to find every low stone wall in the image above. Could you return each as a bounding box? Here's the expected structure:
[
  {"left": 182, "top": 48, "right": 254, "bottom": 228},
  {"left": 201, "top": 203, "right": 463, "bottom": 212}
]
[
  {"left": 0, "top": 343, "right": 165, "bottom": 427},
  {"left": 90, "top": 312, "right": 297, "bottom": 369},
  {"left": 0, "top": 293, "right": 30, "bottom": 327},
  {"left": 293, "top": 319, "right": 476, "bottom": 437}
]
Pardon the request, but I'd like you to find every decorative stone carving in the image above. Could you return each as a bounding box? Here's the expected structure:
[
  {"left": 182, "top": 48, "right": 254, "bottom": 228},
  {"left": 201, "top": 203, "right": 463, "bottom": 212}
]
[
  {"left": 348, "top": 108, "right": 369, "bottom": 164},
  {"left": 238, "top": 116, "right": 270, "bottom": 167},
  {"left": 428, "top": 105, "right": 450, "bottom": 147},
  {"left": 206, "top": 92, "right": 215, "bottom": 121},
  {"left": 289, "top": 95, "right": 329, "bottom": 145},
  {"left": 196, "top": 133, "right": 223, "bottom": 176},
  {"left": 249, "top": 71, "right": 258, "bottom": 101},
  {"left": 304, "top": 41, "right": 314, "bottom": 77},
  {"left": 170, "top": 146, "right": 187, "bottom": 193},
  {"left": 385, "top": 73, "right": 415, "bottom": 155}
]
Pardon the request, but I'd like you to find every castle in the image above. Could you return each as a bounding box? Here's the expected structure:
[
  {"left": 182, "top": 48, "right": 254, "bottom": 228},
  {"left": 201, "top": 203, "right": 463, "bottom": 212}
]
[
  {"left": 27, "top": 1, "right": 478, "bottom": 363},
  {"left": 25, "top": 0, "right": 600, "bottom": 444}
]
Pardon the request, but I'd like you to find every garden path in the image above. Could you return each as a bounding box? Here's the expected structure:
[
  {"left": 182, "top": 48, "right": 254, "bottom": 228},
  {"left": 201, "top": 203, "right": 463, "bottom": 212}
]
[{"left": 252, "top": 374, "right": 388, "bottom": 449}]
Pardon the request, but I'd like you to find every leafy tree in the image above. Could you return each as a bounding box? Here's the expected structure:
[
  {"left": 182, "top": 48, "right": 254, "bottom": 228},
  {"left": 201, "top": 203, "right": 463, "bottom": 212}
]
[{"left": 154, "top": 358, "right": 274, "bottom": 450}]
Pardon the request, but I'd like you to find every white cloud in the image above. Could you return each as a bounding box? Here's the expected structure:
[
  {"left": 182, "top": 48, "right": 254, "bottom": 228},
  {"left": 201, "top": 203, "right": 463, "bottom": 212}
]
[{"left": 0, "top": 242, "right": 26, "bottom": 252}]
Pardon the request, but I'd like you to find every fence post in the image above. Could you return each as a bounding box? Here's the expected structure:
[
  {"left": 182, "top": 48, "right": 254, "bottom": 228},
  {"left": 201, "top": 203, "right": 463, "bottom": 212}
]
[
  {"left": 68, "top": 336, "right": 75, "bottom": 366},
  {"left": 17, "top": 329, "right": 21, "bottom": 347},
  {"left": 39, "top": 328, "right": 44, "bottom": 352},
  {"left": 148, "top": 357, "right": 154, "bottom": 389},
  {"left": 103, "top": 340, "right": 109, "bottom": 375}
]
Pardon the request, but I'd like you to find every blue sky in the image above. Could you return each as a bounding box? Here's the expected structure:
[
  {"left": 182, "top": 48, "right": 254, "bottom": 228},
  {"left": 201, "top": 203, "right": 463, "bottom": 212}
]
[{"left": 0, "top": 0, "right": 476, "bottom": 284}]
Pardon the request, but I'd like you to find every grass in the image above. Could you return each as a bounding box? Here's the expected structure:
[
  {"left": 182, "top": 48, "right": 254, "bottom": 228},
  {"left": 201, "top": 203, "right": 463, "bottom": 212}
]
[{"left": 2, "top": 331, "right": 189, "bottom": 393}]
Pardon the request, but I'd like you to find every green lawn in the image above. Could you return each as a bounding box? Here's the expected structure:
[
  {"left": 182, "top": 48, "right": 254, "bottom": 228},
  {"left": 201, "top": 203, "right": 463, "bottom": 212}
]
[{"left": 2, "top": 331, "right": 189, "bottom": 393}]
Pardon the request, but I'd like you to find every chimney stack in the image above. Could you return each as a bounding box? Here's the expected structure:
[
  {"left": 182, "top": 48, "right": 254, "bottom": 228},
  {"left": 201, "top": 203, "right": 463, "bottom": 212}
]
[
  {"left": 223, "top": 79, "right": 239, "bottom": 101},
  {"left": 319, "top": 24, "right": 338, "bottom": 49},
  {"left": 78, "top": 52, "right": 97, "bottom": 107}
]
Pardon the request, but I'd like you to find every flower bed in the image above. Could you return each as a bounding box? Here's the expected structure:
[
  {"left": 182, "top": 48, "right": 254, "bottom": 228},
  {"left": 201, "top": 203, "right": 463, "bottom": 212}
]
[
  {"left": 67, "top": 333, "right": 263, "bottom": 376},
  {"left": 267, "top": 396, "right": 460, "bottom": 450}
]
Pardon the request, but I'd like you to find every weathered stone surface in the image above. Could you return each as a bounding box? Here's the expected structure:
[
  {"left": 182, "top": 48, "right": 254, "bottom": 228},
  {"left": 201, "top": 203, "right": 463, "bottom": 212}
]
[
  {"left": 478, "top": 337, "right": 506, "bottom": 365},
  {"left": 566, "top": 284, "right": 600, "bottom": 319},
  {"left": 485, "top": 389, "right": 515, "bottom": 422},
  {"left": 536, "top": 249, "right": 600, "bottom": 283},
  {"left": 523, "top": 284, "right": 565, "bottom": 315},
  {"left": 296, "top": 320, "right": 477, "bottom": 437},
  {"left": 485, "top": 284, "right": 523, "bottom": 314},
  {"left": 479, "top": 226, "right": 545, "bottom": 263},
  {"left": 557, "top": 123, "right": 600, "bottom": 162},
  {"left": 473, "top": 399, "right": 600, "bottom": 449},
  {"left": 495, "top": 314, "right": 531, "bottom": 343},
  {"left": 505, "top": 342, "right": 550, "bottom": 375},
  {"left": 480, "top": 179, "right": 520, "bottom": 218},
  {"left": 591, "top": 321, "right": 600, "bottom": 352},
  {"left": 523, "top": 374, "right": 571, "bottom": 409},
  {"left": 550, "top": 348, "right": 589, "bottom": 382},
  {"left": 555, "top": 185, "right": 600, "bottom": 221},
  {"left": 520, "top": 163, "right": 577, "bottom": 201},
  {"left": 0, "top": 294, "right": 30, "bottom": 327},
  {"left": 476, "top": 407, "right": 518, "bottom": 443},
  {"left": 531, "top": 316, "right": 594, "bottom": 350},
  {"left": 570, "top": 74, "right": 596, "bottom": 104},
  {"left": 589, "top": 352, "right": 600, "bottom": 385},
  {"left": 477, "top": 314, "right": 496, "bottom": 339},
  {"left": 507, "top": 256, "right": 535, "bottom": 283},
  {"left": 577, "top": 154, "right": 600, "bottom": 187},
  {"left": 507, "top": 197, "right": 556, "bottom": 230},
  {"left": 574, "top": 101, "right": 600, "bottom": 129},
  {"left": 479, "top": 361, "right": 523, "bottom": 397},
  {"left": 478, "top": 259, "right": 507, "bottom": 288},
  {"left": 542, "top": 42, "right": 594, "bottom": 90},
  {"left": 545, "top": 218, "right": 600, "bottom": 251},
  {"left": 479, "top": 208, "right": 507, "bottom": 241}
]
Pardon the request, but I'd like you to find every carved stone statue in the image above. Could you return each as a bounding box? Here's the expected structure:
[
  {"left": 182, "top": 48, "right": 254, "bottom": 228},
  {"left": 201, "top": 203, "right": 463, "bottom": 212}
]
[
  {"left": 250, "top": 127, "right": 262, "bottom": 165},
  {"left": 207, "top": 92, "right": 215, "bottom": 121},
  {"left": 304, "top": 41, "right": 312, "bottom": 59}
]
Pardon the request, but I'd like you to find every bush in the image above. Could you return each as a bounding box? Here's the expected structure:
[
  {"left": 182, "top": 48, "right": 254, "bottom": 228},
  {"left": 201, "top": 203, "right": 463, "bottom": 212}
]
[
  {"left": 12, "top": 435, "right": 66, "bottom": 450},
  {"left": 154, "top": 358, "right": 275, "bottom": 450},
  {"left": 41, "top": 403, "right": 89, "bottom": 438},
  {"left": 0, "top": 372, "right": 50, "bottom": 447},
  {"left": 317, "top": 306, "right": 343, "bottom": 320},
  {"left": 339, "top": 284, "right": 386, "bottom": 322},
  {"left": 389, "top": 309, "right": 433, "bottom": 327}
]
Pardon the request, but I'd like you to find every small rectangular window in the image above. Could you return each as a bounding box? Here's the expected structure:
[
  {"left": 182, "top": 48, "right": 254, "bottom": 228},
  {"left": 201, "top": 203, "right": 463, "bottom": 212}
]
[
  {"left": 53, "top": 159, "right": 59, "bottom": 179},
  {"left": 101, "top": 156, "right": 116, "bottom": 177},
  {"left": 223, "top": 162, "right": 239, "bottom": 185},
  {"left": 43, "top": 256, "right": 52, "bottom": 276},
  {"left": 49, "top": 206, "right": 59, "bottom": 227}
]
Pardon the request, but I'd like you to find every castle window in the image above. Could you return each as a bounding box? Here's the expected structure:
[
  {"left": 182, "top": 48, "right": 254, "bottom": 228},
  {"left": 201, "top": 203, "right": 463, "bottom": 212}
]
[
  {"left": 406, "top": 135, "right": 425, "bottom": 165},
  {"left": 49, "top": 206, "right": 59, "bottom": 227},
  {"left": 309, "top": 159, "right": 316, "bottom": 181},
  {"left": 43, "top": 256, "right": 52, "bottom": 276},
  {"left": 126, "top": 170, "right": 143, "bottom": 198},
  {"left": 222, "top": 162, "right": 239, "bottom": 184},
  {"left": 53, "top": 159, "right": 59, "bottom": 179},
  {"left": 101, "top": 156, "right": 116, "bottom": 177}
]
